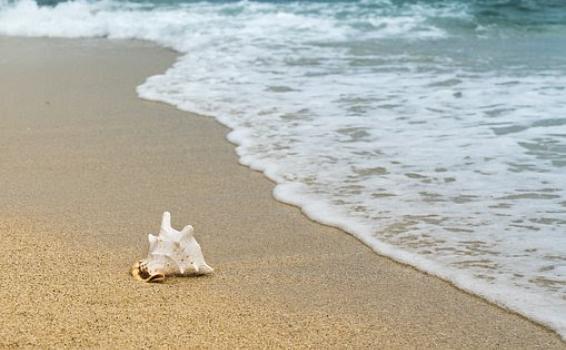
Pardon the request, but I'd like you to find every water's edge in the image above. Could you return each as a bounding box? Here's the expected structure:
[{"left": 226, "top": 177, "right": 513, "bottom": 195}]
[{"left": 135, "top": 61, "right": 566, "bottom": 341}]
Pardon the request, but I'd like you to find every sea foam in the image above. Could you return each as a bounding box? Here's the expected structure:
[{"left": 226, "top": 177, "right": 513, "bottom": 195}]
[{"left": 1, "top": 0, "right": 565, "bottom": 339}]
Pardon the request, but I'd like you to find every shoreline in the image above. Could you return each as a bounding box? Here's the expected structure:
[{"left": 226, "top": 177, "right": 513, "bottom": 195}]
[
  {"left": 0, "top": 36, "right": 564, "bottom": 348},
  {"left": 139, "top": 40, "right": 566, "bottom": 339}
]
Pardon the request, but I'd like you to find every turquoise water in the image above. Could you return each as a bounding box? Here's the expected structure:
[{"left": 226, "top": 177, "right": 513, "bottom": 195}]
[{"left": 1, "top": 0, "right": 565, "bottom": 338}]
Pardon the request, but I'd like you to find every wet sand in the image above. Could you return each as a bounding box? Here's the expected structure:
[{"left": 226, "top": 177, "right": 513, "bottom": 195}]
[{"left": 0, "top": 37, "right": 563, "bottom": 349}]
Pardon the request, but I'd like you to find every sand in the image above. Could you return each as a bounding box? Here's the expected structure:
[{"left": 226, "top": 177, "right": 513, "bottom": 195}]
[{"left": 0, "top": 36, "right": 563, "bottom": 349}]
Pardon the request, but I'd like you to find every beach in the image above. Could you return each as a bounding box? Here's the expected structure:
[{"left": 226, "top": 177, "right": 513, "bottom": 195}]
[{"left": 0, "top": 37, "right": 563, "bottom": 348}]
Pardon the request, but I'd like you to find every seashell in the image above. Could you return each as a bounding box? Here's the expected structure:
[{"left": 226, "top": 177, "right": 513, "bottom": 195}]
[{"left": 130, "top": 211, "right": 213, "bottom": 283}]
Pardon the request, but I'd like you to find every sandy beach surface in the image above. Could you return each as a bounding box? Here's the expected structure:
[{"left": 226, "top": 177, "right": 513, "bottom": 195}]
[{"left": 0, "top": 37, "right": 563, "bottom": 349}]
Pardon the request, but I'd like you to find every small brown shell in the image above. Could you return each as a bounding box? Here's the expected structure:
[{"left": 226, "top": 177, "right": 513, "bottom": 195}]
[{"left": 130, "top": 260, "right": 165, "bottom": 283}]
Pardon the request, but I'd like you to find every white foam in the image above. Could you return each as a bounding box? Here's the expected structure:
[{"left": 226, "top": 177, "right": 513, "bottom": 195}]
[{"left": 1, "top": 0, "right": 565, "bottom": 340}]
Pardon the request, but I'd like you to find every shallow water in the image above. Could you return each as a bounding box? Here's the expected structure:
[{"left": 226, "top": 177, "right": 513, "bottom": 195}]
[{"left": 1, "top": 0, "right": 565, "bottom": 338}]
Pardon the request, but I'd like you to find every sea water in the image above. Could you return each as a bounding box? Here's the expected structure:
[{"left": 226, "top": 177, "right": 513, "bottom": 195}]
[{"left": 1, "top": 0, "right": 564, "bottom": 338}]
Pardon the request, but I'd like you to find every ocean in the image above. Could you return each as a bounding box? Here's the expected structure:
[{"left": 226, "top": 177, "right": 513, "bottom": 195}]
[{"left": 1, "top": 0, "right": 565, "bottom": 338}]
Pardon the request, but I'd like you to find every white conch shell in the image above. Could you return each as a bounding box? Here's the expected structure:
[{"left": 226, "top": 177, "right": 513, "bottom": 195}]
[{"left": 130, "top": 211, "right": 213, "bottom": 282}]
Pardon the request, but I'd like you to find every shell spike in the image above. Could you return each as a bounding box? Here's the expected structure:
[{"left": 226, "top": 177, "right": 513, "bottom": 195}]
[
  {"left": 148, "top": 234, "right": 158, "bottom": 252},
  {"left": 199, "top": 263, "right": 214, "bottom": 275},
  {"left": 160, "top": 211, "right": 172, "bottom": 232},
  {"left": 181, "top": 225, "right": 194, "bottom": 237}
]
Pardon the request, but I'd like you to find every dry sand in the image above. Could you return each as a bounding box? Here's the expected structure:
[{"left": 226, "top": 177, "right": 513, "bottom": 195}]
[{"left": 0, "top": 37, "right": 563, "bottom": 349}]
